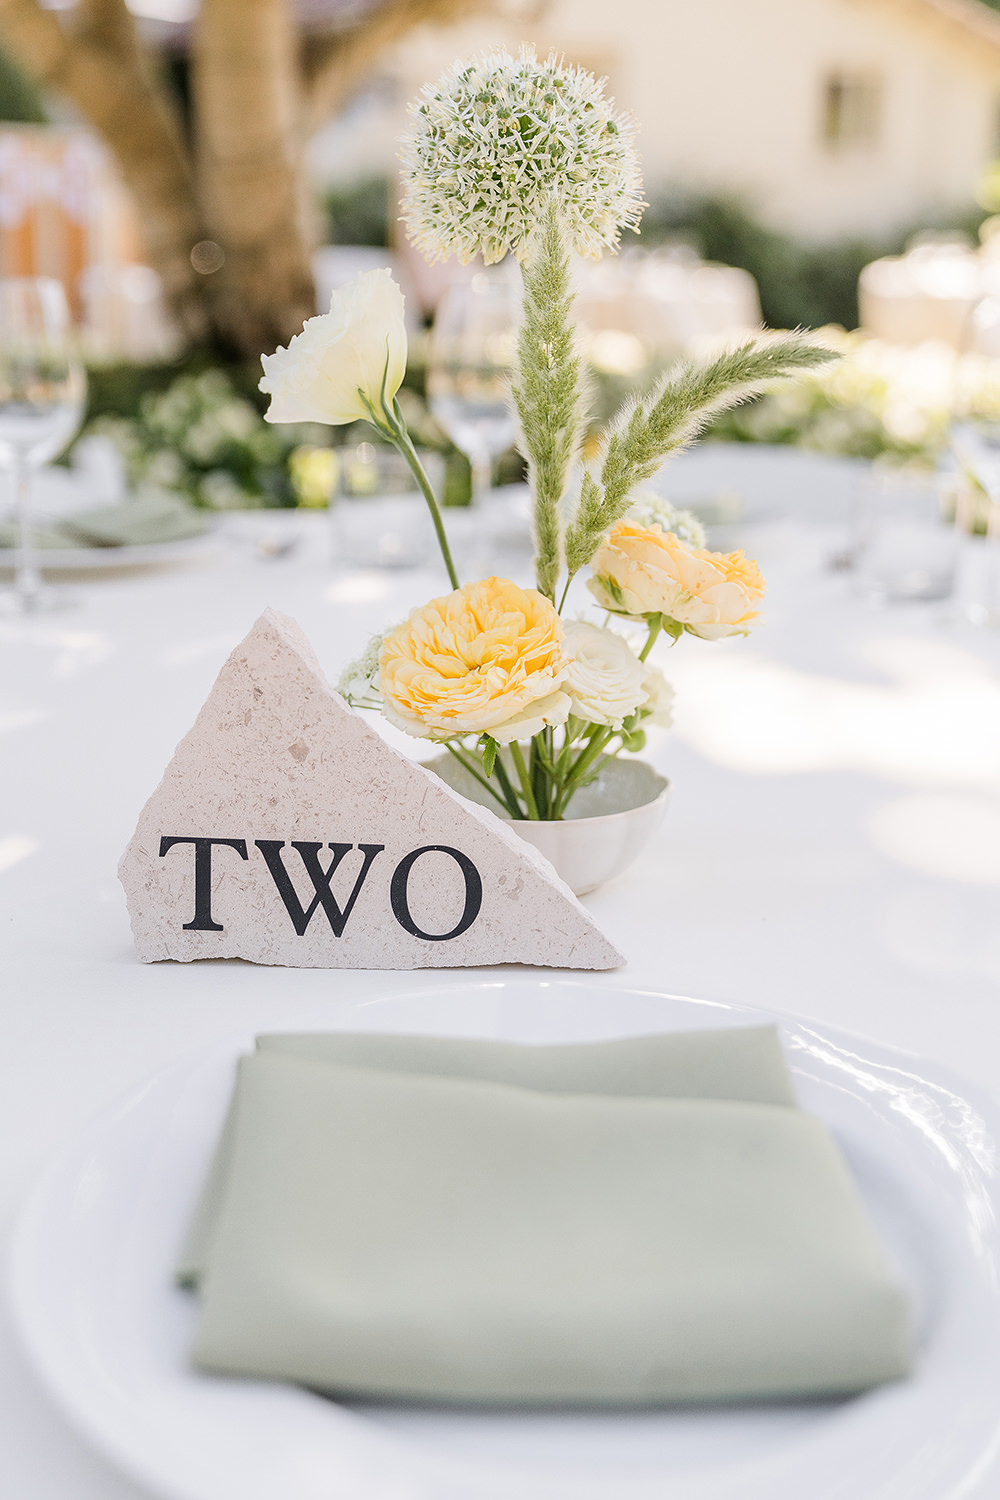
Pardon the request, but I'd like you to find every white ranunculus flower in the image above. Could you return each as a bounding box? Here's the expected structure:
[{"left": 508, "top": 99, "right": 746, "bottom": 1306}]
[
  {"left": 259, "top": 269, "right": 407, "bottom": 427},
  {"left": 639, "top": 661, "right": 675, "bottom": 727},
  {"left": 562, "top": 620, "right": 646, "bottom": 729}
]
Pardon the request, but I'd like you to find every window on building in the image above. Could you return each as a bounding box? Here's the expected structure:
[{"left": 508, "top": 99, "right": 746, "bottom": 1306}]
[{"left": 821, "top": 73, "right": 882, "bottom": 148}]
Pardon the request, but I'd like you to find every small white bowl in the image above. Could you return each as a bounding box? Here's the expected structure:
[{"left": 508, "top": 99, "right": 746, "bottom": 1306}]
[{"left": 424, "top": 755, "right": 670, "bottom": 895}]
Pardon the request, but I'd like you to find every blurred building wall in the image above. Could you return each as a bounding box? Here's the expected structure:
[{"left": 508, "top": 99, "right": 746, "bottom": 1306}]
[{"left": 310, "top": 0, "right": 1000, "bottom": 242}]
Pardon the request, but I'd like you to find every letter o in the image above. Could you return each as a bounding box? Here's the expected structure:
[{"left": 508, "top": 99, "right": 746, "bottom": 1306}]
[{"left": 390, "top": 845, "right": 483, "bottom": 941}]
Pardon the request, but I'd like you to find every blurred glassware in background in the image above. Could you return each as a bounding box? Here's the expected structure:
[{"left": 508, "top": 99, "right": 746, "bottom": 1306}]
[
  {"left": 427, "top": 265, "right": 519, "bottom": 506},
  {"left": 948, "top": 421, "right": 1000, "bottom": 627},
  {"left": 851, "top": 465, "right": 956, "bottom": 605},
  {"left": 0, "top": 277, "right": 86, "bottom": 613},
  {"left": 576, "top": 247, "right": 761, "bottom": 370},
  {"left": 333, "top": 441, "right": 443, "bottom": 570},
  {"left": 78, "top": 264, "right": 181, "bottom": 365}
]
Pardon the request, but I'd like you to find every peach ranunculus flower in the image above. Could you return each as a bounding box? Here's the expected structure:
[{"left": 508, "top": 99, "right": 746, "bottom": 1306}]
[
  {"left": 587, "top": 522, "right": 766, "bottom": 640},
  {"left": 378, "top": 577, "right": 572, "bottom": 743}
]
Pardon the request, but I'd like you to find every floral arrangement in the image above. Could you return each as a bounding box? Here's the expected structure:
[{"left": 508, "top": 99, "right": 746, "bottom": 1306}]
[
  {"left": 710, "top": 327, "right": 1000, "bottom": 466},
  {"left": 259, "top": 48, "right": 833, "bottom": 821},
  {"left": 85, "top": 369, "right": 326, "bottom": 509}
]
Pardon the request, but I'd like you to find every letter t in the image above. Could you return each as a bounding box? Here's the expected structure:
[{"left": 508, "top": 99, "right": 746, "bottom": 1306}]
[{"left": 158, "top": 837, "right": 249, "bottom": 931}]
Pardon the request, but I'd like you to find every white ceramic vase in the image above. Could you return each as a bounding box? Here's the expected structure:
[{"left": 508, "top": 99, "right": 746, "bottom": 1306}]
[{"left": 424, "top": 754, "right": 670, "bottom": 895}]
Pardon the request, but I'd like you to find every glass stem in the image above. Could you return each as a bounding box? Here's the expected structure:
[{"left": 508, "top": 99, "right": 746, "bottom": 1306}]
[
  {"left": 13, "top": 456, "right": 40, "bottom": 607},
  {"left": 470, "top": 454, "right": 492, "bottom": 508}
]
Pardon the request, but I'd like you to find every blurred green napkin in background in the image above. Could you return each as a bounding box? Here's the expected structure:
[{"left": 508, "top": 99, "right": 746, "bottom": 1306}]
[
  {"left": 0, "top": 522, "right": 88, "bottom": 549},
  {"left": 183, "top": 1028, "right": 912, "bottom": 1406},
  {"left": 61, "top": 491, "right": 208, "bottom": 546},
  {"left": 0, "top": 491, "right": 208, "bottom": 551}
]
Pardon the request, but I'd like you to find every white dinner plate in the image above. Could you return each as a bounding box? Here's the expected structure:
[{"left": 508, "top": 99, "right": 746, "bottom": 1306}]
[{"left": 10, "top": 978, "right": 1000, "bottom": 1500}]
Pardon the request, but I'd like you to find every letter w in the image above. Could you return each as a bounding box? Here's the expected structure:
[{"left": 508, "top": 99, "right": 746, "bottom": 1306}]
[{"left": 255, "top": 842, "right": 384, "bottom": 937}]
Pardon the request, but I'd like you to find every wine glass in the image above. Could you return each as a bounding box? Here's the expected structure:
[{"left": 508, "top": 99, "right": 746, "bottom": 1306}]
[
  {"left": 0, "top": 278, "right": 86, "bottom": 613},
  {"left": 948, "top": 420, "right": 1000, "bottom": 626},
  {"left": 427, "top": 265, "right": 519, "bottom": 505}
]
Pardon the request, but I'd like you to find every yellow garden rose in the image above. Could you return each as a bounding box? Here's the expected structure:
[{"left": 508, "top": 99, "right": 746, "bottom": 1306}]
[
  {"left": 379, "top": 577, "right": 571, "bottom": 743},
  {"left": 588, "top": 523, "right": 766, "bottom": 640}
]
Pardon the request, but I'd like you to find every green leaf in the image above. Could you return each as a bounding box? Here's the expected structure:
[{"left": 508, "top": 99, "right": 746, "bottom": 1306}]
[{"left": 480, "top": 736, "right": 498, "bottom": 777}]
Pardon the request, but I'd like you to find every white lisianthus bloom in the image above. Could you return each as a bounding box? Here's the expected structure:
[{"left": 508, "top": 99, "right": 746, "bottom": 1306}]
[
  {"left": 400, "top": 47, "right": 644, "bottom": 265},
  {"left": 562, "top": 620, "right": 646, "bottom": 729},
  {"left": 638, "top": 661, "right": 675, "bottom": 728},
  {"left": 259, "top": 270, "right": 407, "bottom": 426}
]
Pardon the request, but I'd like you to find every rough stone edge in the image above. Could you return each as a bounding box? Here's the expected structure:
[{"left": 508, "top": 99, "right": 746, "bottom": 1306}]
[{"left": 118, "top": 608, "right": 626, "bottom": 972}]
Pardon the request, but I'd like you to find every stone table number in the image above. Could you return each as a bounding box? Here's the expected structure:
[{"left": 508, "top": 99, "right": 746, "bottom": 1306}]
[{"left": 119, "top": 610, "right": 623, "bottom": 971}]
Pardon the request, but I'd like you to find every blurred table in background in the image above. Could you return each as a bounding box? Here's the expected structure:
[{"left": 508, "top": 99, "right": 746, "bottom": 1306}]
[{"left": 3, "top": 444, "right": 1000, "bottom": 1498}]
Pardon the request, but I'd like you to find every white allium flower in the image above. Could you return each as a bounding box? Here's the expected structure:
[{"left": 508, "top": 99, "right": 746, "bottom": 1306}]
[
  {"left": 638, "top": 661, "right": 675, "bottom": 727},
  {"left": 626, "top": 487, "right": 706, "bottom": 549},
  {"left": 400, "top": 47, "right": 644, "bottom": 265},
  {"left": 562, "top": 620, "right": 645, "bottom": 728}
]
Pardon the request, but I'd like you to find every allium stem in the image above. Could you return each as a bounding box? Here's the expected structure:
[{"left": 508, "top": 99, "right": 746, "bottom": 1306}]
[{"left": 512, "top": 202, "right": 590, "bottom": 601}]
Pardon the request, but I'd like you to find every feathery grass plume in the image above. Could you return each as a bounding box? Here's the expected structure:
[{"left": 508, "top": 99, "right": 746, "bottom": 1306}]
[
  {"left": 563, "top": 333, "right": 838, "bottom": 579},
  {"left": 399, "top": 48, "right": 644, "bottom": 265},
  {"left": 511, "top": 202, "right": 590, "bottom": 600}
]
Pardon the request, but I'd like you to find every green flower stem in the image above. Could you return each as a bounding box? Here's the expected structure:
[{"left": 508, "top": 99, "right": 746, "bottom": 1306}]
[
  {"left": 389, "top": 416, "right": 460, "bottom": 591},
  {"left": 509, "top": 741, "right": 540, "bottom": 820},
  {"left": 552, "top": 725, "right": 615, "bottom": 819},
  {"left": 530, "top": 735, "right": 551, "bottom": 818},
  {"left": 639, "top": 615, "right": 663, "bottom": 661},
  {"left": 361, "top": 392, "right": 460, "bottom": 590},
  {"left": 444, "top": 741, "right": 517, "bottom": 816},
  {"left": 491, "top": 751, "right": 525, "bottom": 819}
]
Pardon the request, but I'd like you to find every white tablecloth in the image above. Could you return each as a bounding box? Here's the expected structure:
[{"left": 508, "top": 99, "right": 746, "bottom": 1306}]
[{"left": 3, "top": 445, "right": 1000, "bottom": 1498}]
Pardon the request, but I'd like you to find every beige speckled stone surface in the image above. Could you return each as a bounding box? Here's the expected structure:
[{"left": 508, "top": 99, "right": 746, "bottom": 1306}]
[{"left": 118, "top": 610, "right": 624, "bottom": 970}]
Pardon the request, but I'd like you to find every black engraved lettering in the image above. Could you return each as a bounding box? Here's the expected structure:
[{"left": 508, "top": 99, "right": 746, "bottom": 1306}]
[
  {"left": 390, "top": 845, "right": 483, "bottom": 941},
  {"left": 255, "top": 840, "right": 384, "bottom": 936},
  {"left": 158, "top": 836, "right": 249, "bottom": 931}
]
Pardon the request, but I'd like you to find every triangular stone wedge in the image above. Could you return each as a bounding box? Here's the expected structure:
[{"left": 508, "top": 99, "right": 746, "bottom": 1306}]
[{"left": 119, "top": 609, "right": 624, "bottom": 971}]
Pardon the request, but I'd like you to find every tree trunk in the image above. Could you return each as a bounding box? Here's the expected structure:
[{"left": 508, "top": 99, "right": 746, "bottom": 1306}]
[
  {"left": 0, "top": 0, "right": 493, "bottom": 360},
  {"left": 192, "top": 0, "right": 316, "bottom": 358},
  {"left": 0, "top": 0, "right": 208, "bottom": 342}
]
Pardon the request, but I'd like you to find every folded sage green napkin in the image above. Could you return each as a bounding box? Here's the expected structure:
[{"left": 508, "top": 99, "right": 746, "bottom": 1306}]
[
  {"left": 185, "top": 1028, "right": 912, "bottom": 1405},
  {"left": 0, "top": 522, "right": 89, "bottom": 549},
  {"left": 61, "top": 491, "right": 208, "bottom": 547}
]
